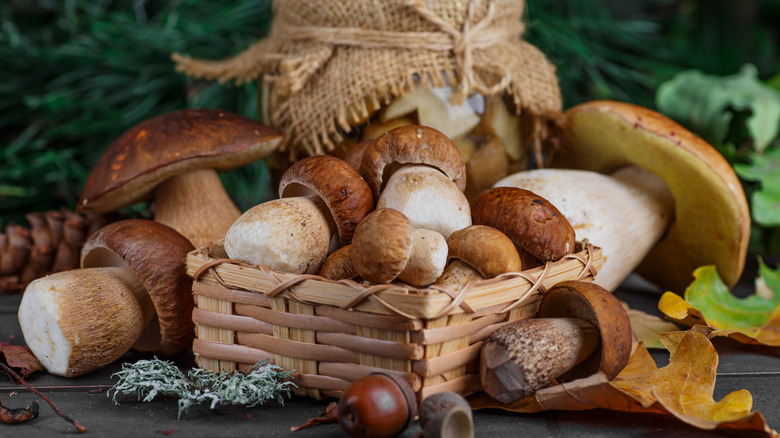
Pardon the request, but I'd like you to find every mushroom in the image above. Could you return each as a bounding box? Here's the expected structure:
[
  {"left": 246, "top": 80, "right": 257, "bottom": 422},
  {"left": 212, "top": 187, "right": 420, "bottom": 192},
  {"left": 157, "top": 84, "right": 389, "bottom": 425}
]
[
  {"left": 497, "top": 100, "right": 751, "bottom": 292},
  {"left": 479, "top": 280, "right": 632, "bottom": 404},
  {"left": 17, "top": 219, "right": 195, "bottom": 377},
  {"left": 77, "top": 108, "right": 282, "bottom": 248},
  {"left": 471, "top": 187, "right": 576, "bottom": 263},
  {"left": 225, "top": 155, "right": 373, "bottom": 274},
  {"left": 360, "top": 125, "right": 471, "bottom": 239},
  {"left": 350, "top": 208, "right": 448, "bottom": 287},
  {"left": 435, "top": 225, "right": 521, "bottom": 288}
]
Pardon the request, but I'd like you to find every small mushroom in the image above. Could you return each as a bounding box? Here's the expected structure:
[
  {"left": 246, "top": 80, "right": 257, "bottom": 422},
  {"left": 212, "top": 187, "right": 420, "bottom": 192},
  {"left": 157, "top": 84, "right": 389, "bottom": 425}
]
[
  {"left": 479, "top": 280, "right": 632, "bottom": 403},
  {"left": 471, "top": 187, "right": 576, "bottom": 263},
  {"left": 225, "top": 155, "right": 373, "bottom": 274},
  {"left": 77, "top": 109, "right": 283, "bottom": 248},
  {"left": 508, "top": 100, "right": 751, "bottom": 292},
  {"left": 360, "top": 125, "right": 471, "bottom": 238},
  {"left": 18, "top": 219, "right": 195, "bottom": 377},
  {"left": 435, "top": 225, "right": 522, "bottom": 288},
  {"left": 350, "top": 208, "right": 447, "bottom": 287},
  {"left": 318, "top": 245, "right": 357, "bottom": 280}
]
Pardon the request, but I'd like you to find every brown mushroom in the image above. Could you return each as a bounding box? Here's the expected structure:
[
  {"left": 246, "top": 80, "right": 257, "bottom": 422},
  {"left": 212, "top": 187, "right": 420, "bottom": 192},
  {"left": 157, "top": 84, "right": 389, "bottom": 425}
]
[
  {"left": 18, "top": 219, "right": 195, "bottom": 377},
  {"left": 471, "top": 187, "right": 575, "bottom": 262},
  {"left": 523, "top": 100, "right": 750, "bottom": 292},
  {"left": 319, "top": 245, "right": 356, "bottom": 281},
  {"left": 479, "top": 280, "right": 632, "bottom": 403},
  {"left": 77, "top": 108, "right": 283, "bottom": 248},
  {"left": 350, "top": 208, "right": 447, "bottom": 287},
  {"left": 80, "top": 219, "right": 196, "bottom": 356},
  {"left": 435, "top": 225, "right": 522, "bottom": 289},
  {"left": 225, "top": 155, "right": 373, "bottom": 274}
]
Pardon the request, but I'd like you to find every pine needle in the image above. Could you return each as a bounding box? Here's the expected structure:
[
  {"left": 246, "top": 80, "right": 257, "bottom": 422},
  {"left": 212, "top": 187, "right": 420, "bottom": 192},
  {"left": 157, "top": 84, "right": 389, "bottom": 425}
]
[{"left": 109, "top": 358, "right": 296, "bottom": 418}]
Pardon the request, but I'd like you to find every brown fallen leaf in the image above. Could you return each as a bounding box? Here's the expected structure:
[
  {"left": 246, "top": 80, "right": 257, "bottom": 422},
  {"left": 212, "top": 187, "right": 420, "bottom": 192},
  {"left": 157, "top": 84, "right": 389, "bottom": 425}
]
[
  {"left": 471, "top": 327, "right": 778, "bottom": 437},
  {"left": 622, "top": 301, "right": 681, "bottom": 350},
  {"left": 0, "top": 399, "right": 39, "bottom": 425},
  {"left": 0, "top": 342, "right": 43, "bottom": 377}
]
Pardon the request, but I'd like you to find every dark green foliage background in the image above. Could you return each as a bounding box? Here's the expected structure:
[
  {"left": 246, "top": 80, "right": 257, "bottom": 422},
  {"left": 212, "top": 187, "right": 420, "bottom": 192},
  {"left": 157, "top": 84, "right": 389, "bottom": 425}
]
[{"left": 2, "top": 0, "right": 778, "bottom": 237}]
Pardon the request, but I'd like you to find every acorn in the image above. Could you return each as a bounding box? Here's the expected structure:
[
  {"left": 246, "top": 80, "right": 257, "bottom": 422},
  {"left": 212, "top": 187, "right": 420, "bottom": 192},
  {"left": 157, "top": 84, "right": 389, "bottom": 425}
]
[
  {"left": 337, "top": 373, "right": 417, "bottom": 438},
  {"left": 419, "top": 392, "right": 474, "bottom": 438}
]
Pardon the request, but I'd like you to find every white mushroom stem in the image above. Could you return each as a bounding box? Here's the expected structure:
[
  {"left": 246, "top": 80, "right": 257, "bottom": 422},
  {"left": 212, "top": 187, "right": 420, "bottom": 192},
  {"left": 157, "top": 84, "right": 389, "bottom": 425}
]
[
  {"left": 154, "top": 168, "right": 242, "bottom": 249},
  {"left": 397, "top": 228, "right": 448, "bottom": 287},
  {"left": 495, "top": 166, "right": 674, "bottom": 291},
  {"left": 224, "top": 194, "right": 337, "bottom": 274},
  {"left": 18, "top": 267, "right": 149, "bottom": 377},
  {"left": 377, "top": 165, "right": 471, "bottom": 239}
]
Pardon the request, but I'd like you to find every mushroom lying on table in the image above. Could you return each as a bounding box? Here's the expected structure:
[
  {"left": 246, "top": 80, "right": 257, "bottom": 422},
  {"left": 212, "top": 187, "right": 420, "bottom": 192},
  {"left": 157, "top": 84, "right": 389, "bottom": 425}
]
[
  {"left": 18, "top": 220, "right": 194, "bottom": 377},
  {"left": 225, "top": 155, "right": 373, "bottom": 274},
  {"left": 496, "top": 100, "right": 751, "bottom": 292},
  {"left": 77, "top": 109, "right": 282, "bottom": 248},
  {"left": 480, "top": 280, "right": 632, "bottom": 403}
]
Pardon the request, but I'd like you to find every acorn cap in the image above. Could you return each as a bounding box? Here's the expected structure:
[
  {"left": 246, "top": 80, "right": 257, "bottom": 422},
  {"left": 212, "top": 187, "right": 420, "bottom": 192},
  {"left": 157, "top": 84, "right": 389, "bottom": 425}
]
[
  {"left": 78, "top": 108, "right": 282, "bottom": 214},
  {"left": 447, "top": 225, "right": 522, "bottom": 278},
  {"left": 537, "top": 280, "right": 632, "bottom": 382},
  {"left": 553, "top": 100, "right": 750, "bottom": 291},
  {"left": 359, "top": 125, "right": 467, "bottom": 200},
  {"left": 471, "top": 187, "right": 575, "bottom": 262},
  {"left": 278, "top": 155, "right": 374, "bottom": 246},
  {"left": 80, "top": 219, "right": 195, "bottom": 357}
]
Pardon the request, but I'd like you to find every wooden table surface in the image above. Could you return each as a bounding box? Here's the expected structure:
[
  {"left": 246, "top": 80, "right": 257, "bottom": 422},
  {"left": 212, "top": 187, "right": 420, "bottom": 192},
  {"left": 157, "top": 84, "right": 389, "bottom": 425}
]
[{"left": 2, "top": 275, "right": 779, "bottom": 437}]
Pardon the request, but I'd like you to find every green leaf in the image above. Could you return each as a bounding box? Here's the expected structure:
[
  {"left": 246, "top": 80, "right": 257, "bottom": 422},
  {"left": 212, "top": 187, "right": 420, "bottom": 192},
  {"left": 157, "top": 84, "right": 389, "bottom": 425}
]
[
  {"left": 656, "top": 64, "right": 780, "bottom": 154},
  {"left": 684, "top": 266, "right": 779, "bottom": 334},
  {"left": 734, "top": 148, "right": 780, "bottom": 226}
]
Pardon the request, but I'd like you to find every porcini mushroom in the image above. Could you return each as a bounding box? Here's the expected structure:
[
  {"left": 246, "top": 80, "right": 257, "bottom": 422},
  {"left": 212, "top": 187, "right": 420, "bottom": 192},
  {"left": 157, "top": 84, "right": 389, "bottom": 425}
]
[
  {"left": 479, "top": 280, "right": 632, "bottom": 403},
  {"left": 498, "top": 100, "right": 751, "bottom": 292},
  {"left": 360, "top": 125, "right": 471, "bottom": 238},
  {"left": 77, "top": 108, "right": 282, "bottom": 248},
  {"left": 350, "top": 208, "right": 448, "bottom": 287},
  {"left": 225, "top": 155, "right": 373, "bottom": 274},
  {"left": 471, "top": 187, "right": 576, "bottom": 263},
  {"left": 435, "top": 225, "right": 522, "bottom": 288},
  {"left": 18, "top": 219, "right": 195, "bottom": 377}
]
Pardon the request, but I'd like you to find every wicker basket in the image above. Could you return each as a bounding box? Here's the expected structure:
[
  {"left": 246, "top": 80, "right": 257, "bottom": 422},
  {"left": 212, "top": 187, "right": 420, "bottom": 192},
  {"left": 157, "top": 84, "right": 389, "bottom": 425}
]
[{"left": 185, "top": 240, "right": 602, "bottom": 402}]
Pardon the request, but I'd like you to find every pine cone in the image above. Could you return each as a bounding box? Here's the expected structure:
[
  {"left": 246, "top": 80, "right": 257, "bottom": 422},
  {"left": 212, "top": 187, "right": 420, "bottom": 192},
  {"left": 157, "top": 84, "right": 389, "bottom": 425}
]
[{"left": 0, "top": 210, "right": 109, "bottom": 292}]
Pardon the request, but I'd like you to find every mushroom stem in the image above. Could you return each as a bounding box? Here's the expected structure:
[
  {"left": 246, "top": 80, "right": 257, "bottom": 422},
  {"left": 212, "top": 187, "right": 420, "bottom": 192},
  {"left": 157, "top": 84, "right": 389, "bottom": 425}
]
[
  {"left": 495, "top": 165, "right": 674, "bottom": 291},
  {"left": 480, "top": 318, "right": 599, "bottom": 404},
  {"left": 154, "top": 168, "right": 242, "bottom": 248}
]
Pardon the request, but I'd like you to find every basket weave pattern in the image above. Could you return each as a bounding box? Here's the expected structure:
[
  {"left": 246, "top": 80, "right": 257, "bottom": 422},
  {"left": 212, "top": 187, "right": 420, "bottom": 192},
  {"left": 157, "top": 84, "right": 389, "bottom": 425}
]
[{"left": 186, "top": 241, "right": 601, "bottom": 401}]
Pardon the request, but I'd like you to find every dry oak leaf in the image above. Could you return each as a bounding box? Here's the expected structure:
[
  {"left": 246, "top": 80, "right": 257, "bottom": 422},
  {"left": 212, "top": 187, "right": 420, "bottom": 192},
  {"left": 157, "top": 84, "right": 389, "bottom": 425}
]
[
  {"left": 0, "top": 342, "right": 43, "bottom": 378},
  {"left": 622, "top": 301, "right": 681, "bottom": 350},
  {"left": 471, "top": 328, "right": 778, "bottom": 437},
  {"left": 659, "top": 265, "right": 780, "bottom": 346}
]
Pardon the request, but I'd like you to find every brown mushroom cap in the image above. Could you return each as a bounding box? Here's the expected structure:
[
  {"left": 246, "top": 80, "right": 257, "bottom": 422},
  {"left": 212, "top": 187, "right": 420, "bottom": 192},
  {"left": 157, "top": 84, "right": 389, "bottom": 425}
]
[
  {"left": 359, "top": 125, "right": 467, "bottom": 200},
  {"left": 552, "top": 100, "right": 750, "bottom": 291},
  {"left": 319, "top": 245, "right": 356, "bottom": 281},
  {"left": 447, "top": 225, "right": 522, "bottom": 278},
  {"left": 78, "top": 108, "right": 282, "bottom": 214},
  {"left": 80, "top": 219, "right": 195, "bottom": 357},
  {"left": 537, "top": 280, "right": 632, "bottom": 381},
  {"left": 471, "top": 187, "right": 575, "bottom": 262},
  {"left": 350, "top": 208, "right": 413, "bottom": 284},
  {"left": 278, "top": 155, "right": 374, "bottom": 246}
]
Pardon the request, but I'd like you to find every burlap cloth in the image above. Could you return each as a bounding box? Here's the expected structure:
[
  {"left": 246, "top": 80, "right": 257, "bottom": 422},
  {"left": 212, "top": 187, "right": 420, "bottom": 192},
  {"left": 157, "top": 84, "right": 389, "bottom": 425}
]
[{"left": 172, "top": 0, "right": 562, "bottom": 161}]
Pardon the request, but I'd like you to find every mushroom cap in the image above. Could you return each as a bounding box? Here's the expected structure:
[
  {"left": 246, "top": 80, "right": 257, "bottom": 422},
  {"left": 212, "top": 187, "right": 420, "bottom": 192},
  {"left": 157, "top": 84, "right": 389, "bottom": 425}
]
[
  {"left": 224, "top": 197, "right": 332, "bottom": 274},
  {"left": 19, "top": 268, "right": 144, "bottom": 377},
  {"left": 359, "top": 125, "right": 467, "bottom": 200},
  {"left": 537, "top": 280, "right": 632, "bottom": 382},
  {"left": 78, "top": 108, "right": 282, "bottom": 214},
  {"left": 319, "top": 245, "right": 357, "bottom": 281},
  {"left": 447, "top": 225, "right": 522, "bottom": 278},
  {"left": 553, "top": 100, "right": 750, "bottom": 291},
  {"left": 377, "top": 165, "right": 471, "bottom": 238},
  {"left": 279, "top": 155, "right": 374, "bottom": 246},
  {"left": 350, "top": 208, "right": 414, "bottom": 284},
  {"left": 471, "top": 187, "right": 576, "bottom": 262},
  {"left": 80, "top": 219, "right": 196, "bottom": 357}
]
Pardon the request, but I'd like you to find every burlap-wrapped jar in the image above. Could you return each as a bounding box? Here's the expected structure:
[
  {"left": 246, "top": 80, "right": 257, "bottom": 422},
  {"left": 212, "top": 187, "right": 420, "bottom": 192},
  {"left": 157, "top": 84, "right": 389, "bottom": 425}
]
[{"left": 173, "top": 0, "right": 563, "bottom": 199}]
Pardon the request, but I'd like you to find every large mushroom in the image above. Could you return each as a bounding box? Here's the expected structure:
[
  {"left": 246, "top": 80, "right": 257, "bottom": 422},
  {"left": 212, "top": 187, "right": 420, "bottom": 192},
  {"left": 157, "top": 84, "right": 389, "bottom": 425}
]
[
  {"left": 77, "top": 108, "right": 282, "bottom": 248},
  {"left": 360, "top": 125, "right": 471, "bottom": 239},
  {"left": 225, "top": 155, "right": 373, "bottom": 274},
  {"left": 496, "top": 101, "right": 750, "bottom": 292},
  {"left": 18, "top": 219, "right": 194, "bottom": 377}
]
